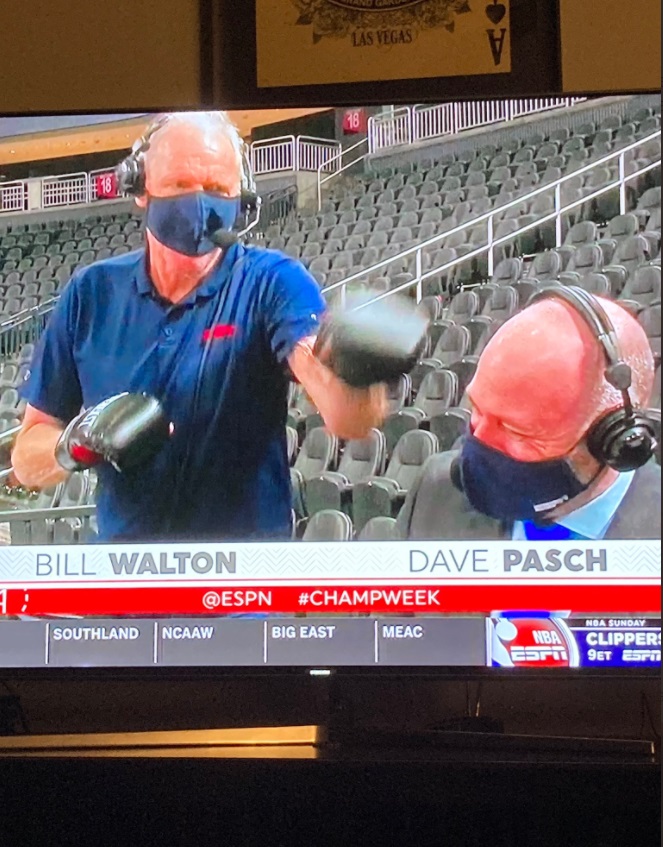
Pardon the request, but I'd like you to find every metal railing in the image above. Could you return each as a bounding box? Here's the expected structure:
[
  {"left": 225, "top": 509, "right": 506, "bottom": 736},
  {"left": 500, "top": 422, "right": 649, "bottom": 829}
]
[
  {"left": 0, "top": 504, "right": 97, "bottom": 545},
  {"left": 0, "top": 181, "right": 28, "bottom": 214},
  {"left": 368, "top": 107, "right": 413, "bottom": 154},
  {"left": 257, "top": 184, "right": 299, "bottom": 232},
  {"left": 41, "top": 172, "right": 89, "bottom": 208},
  {"left": 368, "top": 98, "right": 588, "bottom": 154},
  {"left": 0, "top": 299, "right": 58, "bottom": 359},
  {"left": 0, "top": 135, "right": 342, "bottom": 217},
  {"left": 297, "top": 136, "right": 341, "bottom": 173},
  {"left": 249, "top": 135, "right": 342, "bottom": 176},
  {"left": 322, "top": 130, "right": 661, "bottom": 306},
  {"left": 250, "top": 135, "right": 298, "bottom": 175},
  {"left": 315, "top": 99, "right": 589, "bottom": 211},
  {"left": 316, "top": 137, "right": 369, "bottom": 210}
]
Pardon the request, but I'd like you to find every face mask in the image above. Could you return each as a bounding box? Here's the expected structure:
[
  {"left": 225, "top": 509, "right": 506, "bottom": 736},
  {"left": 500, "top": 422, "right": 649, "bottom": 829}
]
[
  {"left": 457, "top": 431, "right": 590, "bottom": 523},
  {"left": 146, "top": 192, "right": 241, "bottom": 256}
]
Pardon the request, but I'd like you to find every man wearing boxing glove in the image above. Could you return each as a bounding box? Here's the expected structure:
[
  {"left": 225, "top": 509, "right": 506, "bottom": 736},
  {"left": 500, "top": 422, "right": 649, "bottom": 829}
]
[{"left": 13, "top": 111, "right": 426, "bottom": 542}]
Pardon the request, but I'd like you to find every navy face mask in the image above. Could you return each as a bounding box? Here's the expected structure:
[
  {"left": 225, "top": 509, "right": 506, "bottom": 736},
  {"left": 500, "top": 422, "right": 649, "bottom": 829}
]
[
  {"left": 458, "top": 431, "right": 590, "bottom": 523},
  {"left": 146, "top": 192, "right": 241, "bottom": 256}
]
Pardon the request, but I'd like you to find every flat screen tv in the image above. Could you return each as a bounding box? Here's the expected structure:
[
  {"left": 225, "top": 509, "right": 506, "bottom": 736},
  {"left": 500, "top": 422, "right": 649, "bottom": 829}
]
[{"left": 0, "top": 96, "right": 659, "bottom": 675}]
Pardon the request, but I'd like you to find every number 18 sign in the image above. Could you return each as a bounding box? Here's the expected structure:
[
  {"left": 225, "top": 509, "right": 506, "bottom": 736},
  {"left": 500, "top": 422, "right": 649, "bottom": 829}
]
[{"left": 94, "top": 172, "right": 119, "bottom": 200}]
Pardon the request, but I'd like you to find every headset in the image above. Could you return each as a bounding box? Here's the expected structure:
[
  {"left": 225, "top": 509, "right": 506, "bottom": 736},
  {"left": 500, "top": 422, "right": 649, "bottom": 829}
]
[
  {"left": 527, "top": 285, "right": 657, "bottom": 472},
  {"left": 115, "top": 112, "right": 262, "bottom": 237}
]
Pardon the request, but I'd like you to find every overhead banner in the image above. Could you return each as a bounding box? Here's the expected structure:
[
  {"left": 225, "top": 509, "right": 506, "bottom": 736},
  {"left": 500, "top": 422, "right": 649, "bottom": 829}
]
[
  {"left": 255, "top": 0, "right": 512, "bottom": 88},
  {"left": 0, "top": 540, "right": 658, "bottom": 616}
]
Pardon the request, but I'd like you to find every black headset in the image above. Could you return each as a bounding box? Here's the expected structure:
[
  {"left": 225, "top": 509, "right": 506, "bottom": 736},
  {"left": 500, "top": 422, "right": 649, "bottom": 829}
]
[
  {"left": 527, "top": 285, "right": 657, "bottom": 472},
  {"left": 115, "top": 112, "right": 261, "bottom": 236}
]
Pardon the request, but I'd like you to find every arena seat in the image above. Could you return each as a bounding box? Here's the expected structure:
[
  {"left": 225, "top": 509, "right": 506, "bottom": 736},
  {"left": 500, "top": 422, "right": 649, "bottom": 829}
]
[
  {"left": 303, "top": 428, "right": 386, "bottom": 517},
  {"left": 651, "top": 365, "right": 661, "bottom": 409},
  {"left": 447, "top": 356, "right": 479, "bottom": 402},
  {"left": 358, "top": 515, "right": 401, "bottom": 541},
  {"left": 287, "top": 384, "right": 318, "bottom": 439},
  {"left": 619, "top": 265, "right": 661, "bottom": 309},
  {"left": 382, "top": 369, "right": 458, "bottom": 453},
  {"left": 574, "top": 271, "right": 612, "bottom": 296},
  {"left": 638, "top": 302, "right": 661, "bottom": 365},
  {"left": 604, "top": 235, "right": 651, "bottom": 289},
  {"left": 446, "top": 289, "right": 480, "bottom": 324},
  {"left": 598, "top": 213, "right": 640, "bottom": 263},
  {"left": 386, "top": 374, "right": 411, "bottom": 413},
  {"left": 560, "top": 243, "right": 605, "bottom": 284},
  {"left": 429, "top": 323, "right": 471, "bottom": 365},
  {"left": 465, "top": 316, "right": 495, "bottom": 355},
  {"left": 286, "top": 425, "right": 298, "bottom": 465},
  {"left": 290, "top": 427, "right": 338, "bottom": 520},
  {"left": 352, "top": 429, "right": 438, "bottom": 532},
  {"left": 490, "top": 257, "right": 522, "bottom": 287},
  {"left": 302, "top": 509, "right": 353, "bottom": 541},
  {"left": 429, "top": 407, "right": 471, "bottom": 452},
  {"left": 482, "top": 285, "right": 518, "bottom": 321},
  {"left": 526, "top": 250, "right": 561, "bottom": 282},
  {"left": 556, "top": 221, "right": 599, "bottom": 268}
]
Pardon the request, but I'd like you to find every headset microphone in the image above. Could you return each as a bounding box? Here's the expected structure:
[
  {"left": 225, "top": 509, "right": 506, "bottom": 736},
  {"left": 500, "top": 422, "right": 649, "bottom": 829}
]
[{"left": 211, "top": 230, "right": 239, "bottom": 250}]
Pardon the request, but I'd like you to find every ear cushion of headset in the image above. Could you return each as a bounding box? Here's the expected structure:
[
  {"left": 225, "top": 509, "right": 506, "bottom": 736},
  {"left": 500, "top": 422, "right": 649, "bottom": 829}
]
[{"left": 587, "top": 408, "right": 656, "bottom": 471}]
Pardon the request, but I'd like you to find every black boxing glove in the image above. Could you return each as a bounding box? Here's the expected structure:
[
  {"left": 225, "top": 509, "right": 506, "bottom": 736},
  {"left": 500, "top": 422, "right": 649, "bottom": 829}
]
[
  {"left": 314, "top": 291, "right": 429, "bottom": 388},
  {"left": 55, "top": 393, "right": 172, "bottom": 473}
]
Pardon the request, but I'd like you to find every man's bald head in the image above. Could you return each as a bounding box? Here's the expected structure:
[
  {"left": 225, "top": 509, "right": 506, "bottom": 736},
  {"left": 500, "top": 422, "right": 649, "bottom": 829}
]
[{"left": 467, "top": 294, "right": 655, "bottom": 462}]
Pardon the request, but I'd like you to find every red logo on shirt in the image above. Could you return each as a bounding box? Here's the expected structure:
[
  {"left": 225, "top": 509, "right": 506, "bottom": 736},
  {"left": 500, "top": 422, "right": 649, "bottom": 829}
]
[{"left": 202, "top": 324, "right": 236, "bottom": 342}]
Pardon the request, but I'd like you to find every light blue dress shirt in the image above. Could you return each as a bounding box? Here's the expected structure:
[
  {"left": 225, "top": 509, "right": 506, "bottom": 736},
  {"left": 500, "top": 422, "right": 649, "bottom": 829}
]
[{"left": 512, "top": 471, "right": 636, "bottom": 540}]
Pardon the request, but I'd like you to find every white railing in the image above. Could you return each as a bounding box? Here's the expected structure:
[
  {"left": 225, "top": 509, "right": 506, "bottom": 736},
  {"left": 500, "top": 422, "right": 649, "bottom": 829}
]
[
  {"left": 297, "top": 136, "right": 341, "bottom": 173},
  {"left": 0, "top": 135, "right": 342, "bottom": 217},
  {"left": 369, "top": 107, "right": 412, "bottom": 154},
  {"left": 250, "top": 135, "right": 297, "bottom": 175},
  {"left": 369, "top": 98, "right": 588, "bottom": 154},
  {"left": 316, "top": 137, "right": 369, "bottom": 210},
  {"left": 323, "top": 130, "right": 661, "bottom": 306},
  {"left": 0, "top": 182, "right": 27, "bottom": 213},
  {"left": 41, "top": 172, "right": 89, "bottom": 208},
  {"left": 249, "top": 135, "right": 342, "bottom": 176}
]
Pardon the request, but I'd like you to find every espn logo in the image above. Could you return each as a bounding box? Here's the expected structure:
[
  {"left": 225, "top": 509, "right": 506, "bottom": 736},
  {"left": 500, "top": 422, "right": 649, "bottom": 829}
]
[
  {"left": 510, "top": 647, "right": 569, "bottom": 662},
  {"left": 622, "top": 649, "right": 661, "bottom": 662}
]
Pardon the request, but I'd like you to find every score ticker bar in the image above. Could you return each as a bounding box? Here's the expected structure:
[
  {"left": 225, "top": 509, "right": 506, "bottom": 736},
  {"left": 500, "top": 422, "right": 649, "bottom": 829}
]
[{"left": 0, "top": 616, "right": 659, "bottom": 670}]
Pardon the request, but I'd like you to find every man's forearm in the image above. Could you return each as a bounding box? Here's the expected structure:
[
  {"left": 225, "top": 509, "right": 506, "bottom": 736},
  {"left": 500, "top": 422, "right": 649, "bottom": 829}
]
[
  {"left": 12, "top": 423, "right": 69, "bottom": 489},
  {"left": 288, "top": 340, "right": 388, "bottom": 440}
]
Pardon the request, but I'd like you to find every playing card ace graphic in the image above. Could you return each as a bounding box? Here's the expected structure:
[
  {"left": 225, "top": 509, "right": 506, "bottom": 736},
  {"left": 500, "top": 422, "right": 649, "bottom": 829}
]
[{"left": 256, "top": 0, "right": 511, "bottom": 87}]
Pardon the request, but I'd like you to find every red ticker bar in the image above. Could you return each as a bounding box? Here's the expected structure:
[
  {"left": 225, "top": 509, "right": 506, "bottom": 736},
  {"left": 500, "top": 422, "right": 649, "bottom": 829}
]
[{"left": 4, "top": 584, "right": 660, "bottom": 616}]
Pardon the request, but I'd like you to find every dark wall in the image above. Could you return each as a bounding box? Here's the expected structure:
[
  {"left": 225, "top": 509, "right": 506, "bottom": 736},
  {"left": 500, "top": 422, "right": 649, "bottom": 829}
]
[
  {"left": 1, "top": 150, "right": 129, "bottom": 182},
  {"left": 251, "top": 110, "right": 336, "bottom": 143}
]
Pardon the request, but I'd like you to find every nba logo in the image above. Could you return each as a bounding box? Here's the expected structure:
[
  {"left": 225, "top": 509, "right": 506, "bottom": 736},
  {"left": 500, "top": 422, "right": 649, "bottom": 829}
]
[{"left": 489, "top": 612, "right": 580, "bottom": 668}]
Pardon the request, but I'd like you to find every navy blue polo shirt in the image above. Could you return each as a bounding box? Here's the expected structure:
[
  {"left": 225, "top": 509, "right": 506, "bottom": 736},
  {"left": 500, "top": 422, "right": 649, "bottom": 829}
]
[{"left": 21, "top": 245, "right": 326, "bottom": 542}]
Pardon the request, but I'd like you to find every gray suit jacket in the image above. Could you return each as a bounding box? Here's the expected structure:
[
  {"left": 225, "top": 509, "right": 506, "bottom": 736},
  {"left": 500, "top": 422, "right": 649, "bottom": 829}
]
[{"left": 396, "top": 451, "right": 661, "bottom": 540}]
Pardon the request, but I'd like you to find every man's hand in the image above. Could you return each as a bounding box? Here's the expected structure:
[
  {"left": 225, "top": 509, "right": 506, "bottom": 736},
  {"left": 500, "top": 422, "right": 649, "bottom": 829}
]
[
  {"left": 288, "top": 293, "right": 428, "bottom": 440},
  {"left": 314, "top": 293, "right": 429, "bottom": 388},
  {"left": 55, "top": 393, "right": 172, "bottom": 473}
]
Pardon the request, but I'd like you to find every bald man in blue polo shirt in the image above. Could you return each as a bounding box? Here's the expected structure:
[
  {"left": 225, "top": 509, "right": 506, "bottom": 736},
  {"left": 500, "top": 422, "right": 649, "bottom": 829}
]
[{"left": 12, "top": 112, "right": 404, "bottom": 542}]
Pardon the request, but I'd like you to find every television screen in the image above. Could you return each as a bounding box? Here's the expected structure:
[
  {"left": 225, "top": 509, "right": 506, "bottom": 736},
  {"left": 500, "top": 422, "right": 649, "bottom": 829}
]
[{"left": 0, "top": 96, "right": 660, "bottom": 671}]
